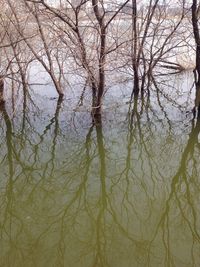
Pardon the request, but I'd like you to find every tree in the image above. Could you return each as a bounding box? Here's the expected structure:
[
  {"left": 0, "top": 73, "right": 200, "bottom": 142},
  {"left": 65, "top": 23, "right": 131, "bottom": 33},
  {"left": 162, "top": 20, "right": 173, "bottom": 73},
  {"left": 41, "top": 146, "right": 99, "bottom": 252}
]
[{"left": 192, "top": 0, "right": 200, "bottom": 117}]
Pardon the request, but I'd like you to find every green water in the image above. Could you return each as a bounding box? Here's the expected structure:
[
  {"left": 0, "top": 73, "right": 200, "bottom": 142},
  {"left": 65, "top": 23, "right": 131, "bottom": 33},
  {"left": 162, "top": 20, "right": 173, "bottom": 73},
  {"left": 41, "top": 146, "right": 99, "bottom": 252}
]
[{"left": 0, "top": 81, "right": 200, "bottom": 267}]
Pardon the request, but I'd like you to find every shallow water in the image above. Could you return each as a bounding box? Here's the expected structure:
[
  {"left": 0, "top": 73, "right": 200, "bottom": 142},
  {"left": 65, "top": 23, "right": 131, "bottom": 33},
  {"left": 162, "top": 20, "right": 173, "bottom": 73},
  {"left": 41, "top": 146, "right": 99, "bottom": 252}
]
[{"left": 0, "top": 71, "right": 200, "bottom": 267}]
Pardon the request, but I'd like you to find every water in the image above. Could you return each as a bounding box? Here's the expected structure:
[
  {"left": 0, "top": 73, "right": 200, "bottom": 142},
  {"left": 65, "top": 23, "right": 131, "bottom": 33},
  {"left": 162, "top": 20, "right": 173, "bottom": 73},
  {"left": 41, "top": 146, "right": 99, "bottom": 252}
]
[{"left": 0, "top": 71, "right": 200, "bottom": 267}]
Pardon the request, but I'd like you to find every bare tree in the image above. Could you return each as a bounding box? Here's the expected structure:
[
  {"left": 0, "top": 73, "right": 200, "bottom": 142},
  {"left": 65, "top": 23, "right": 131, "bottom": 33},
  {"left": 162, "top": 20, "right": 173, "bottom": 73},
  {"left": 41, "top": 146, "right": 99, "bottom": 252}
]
[
  {"left": 0, "top": 0, "right": 194, "bottom": 119},
  {"left": 191, "top": 0, "right": 200, "bottom": 117}
]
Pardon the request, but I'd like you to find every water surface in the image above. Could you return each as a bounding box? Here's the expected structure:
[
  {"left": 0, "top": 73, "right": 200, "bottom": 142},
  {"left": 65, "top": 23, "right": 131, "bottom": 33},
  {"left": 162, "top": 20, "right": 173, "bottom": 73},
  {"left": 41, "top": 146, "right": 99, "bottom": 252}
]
[{"left": 0, "top": 72, "right": 200, "bottom": 267}]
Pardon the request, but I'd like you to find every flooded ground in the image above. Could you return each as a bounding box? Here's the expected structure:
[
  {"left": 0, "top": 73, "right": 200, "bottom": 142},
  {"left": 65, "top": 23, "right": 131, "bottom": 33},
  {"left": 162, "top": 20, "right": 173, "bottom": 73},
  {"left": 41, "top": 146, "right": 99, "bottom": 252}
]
[{"left": 0, "top": 70, "right": 200, "bottom": 267}]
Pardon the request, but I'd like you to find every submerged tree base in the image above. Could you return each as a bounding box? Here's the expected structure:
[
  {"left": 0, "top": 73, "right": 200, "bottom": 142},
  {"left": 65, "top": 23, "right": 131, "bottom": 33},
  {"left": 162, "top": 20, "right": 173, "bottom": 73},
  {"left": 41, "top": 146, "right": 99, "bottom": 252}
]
[{"left": 92, "top": 112, "right": 102, "bottom": 126}]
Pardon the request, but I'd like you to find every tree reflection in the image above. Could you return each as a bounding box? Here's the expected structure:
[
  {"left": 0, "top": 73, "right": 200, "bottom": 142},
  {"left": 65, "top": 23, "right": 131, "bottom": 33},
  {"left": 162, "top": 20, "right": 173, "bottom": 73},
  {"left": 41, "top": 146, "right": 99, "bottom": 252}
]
[
  {"left": 0, "top": 82, "right": 200, "bottom": 267},
  {"left": 150, "top": 117, "right": 200, "bottom": 261}
]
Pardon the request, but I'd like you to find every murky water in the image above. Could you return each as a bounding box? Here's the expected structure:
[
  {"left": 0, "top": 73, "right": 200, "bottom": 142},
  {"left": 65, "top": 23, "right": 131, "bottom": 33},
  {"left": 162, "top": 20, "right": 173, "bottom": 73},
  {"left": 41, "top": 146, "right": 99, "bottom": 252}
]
[{"left": 0, "top": 71, "right": 200, "bottom": 267}]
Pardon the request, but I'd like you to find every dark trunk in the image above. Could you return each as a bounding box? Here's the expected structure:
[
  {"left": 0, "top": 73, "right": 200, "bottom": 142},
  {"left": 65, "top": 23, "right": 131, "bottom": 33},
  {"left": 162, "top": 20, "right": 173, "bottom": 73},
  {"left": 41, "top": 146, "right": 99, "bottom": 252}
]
[
  {"left": 132, "top": 0, "right": 139, "bottom": 96},
  {"left": 0, "top": 77, "right": 4, "bottom": 104},
  {"left": 92, "top": 0, "right": 106, "bottom": 117},
  {"left": 96, "top": 26, "right": 106, "bottom": 115},
  {"left": 192, "top": 0, "right": 200, "bottom": 115},
  {"left": 192, "top": 0, "right": 200, "bottom": 85}
]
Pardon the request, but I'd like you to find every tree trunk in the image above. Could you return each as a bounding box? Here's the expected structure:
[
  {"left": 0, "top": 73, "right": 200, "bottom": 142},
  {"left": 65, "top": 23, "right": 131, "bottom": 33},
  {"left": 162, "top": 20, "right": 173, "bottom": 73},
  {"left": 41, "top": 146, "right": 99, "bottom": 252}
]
[
  {"left": 95, "top": 26, "right": 106, "bottom": 115},
  {"left": 92, "top": 0, "right": 106, "bottom": 118},
  {"left": 0, "top": 76, "right": 4, "bottom": 103},
  {"left": 192, "top": 0, "right": 200, "bottom": 85},
  {"left": 192, "top": 0, "right": 200, "bottom": 117},
  {"left": 132, "top": 0, "right": 139, "bottom": 96}
]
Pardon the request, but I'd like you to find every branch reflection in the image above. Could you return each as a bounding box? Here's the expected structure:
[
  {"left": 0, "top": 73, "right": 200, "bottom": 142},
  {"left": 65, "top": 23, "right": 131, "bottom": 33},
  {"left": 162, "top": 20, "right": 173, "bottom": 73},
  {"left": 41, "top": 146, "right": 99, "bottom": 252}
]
[{"left": 0, "top": 82, "right": 200, "bottom": 267}]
